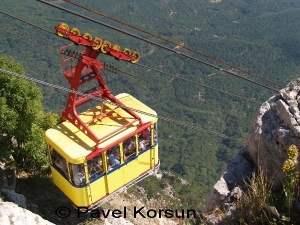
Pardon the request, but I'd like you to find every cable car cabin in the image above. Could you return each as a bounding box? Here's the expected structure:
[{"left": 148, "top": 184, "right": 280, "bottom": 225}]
[
  {"left": 45, "top": 93, "right": 159, "bottom": 209},
  {"left": 47, "top": 23, "right": 158, "bottom": 209}
]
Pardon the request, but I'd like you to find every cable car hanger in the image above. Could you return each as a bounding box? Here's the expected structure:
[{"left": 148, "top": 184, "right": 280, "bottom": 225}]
[{"left": 52, "top": 23, "right": 143, "bottom": 149}]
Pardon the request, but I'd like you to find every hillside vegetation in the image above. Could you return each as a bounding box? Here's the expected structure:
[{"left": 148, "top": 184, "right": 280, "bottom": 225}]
[{"left": 1, "top": 0, "right": 300, "bottom": 211}]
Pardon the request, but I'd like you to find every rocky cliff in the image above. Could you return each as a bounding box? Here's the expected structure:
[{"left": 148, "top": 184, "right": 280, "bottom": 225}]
[
  {"left": 0, "top": 160, "right": 54, "bottom": 225},
  {"left": 204, "top": 78, "right": 300, "bottom": 224},
  {"left": 0, "top": 201, "right": 55, "bottom": 225}
]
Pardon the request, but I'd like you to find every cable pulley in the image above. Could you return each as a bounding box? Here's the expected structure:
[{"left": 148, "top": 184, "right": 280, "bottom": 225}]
[{"left": 54, "top": 23, "right": 140, "bottom": 63}]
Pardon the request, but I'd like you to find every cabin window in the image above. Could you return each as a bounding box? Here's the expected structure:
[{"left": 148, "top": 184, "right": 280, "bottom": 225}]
[
  {"left": 107, "top": 145, "right": 121, "bottom": 170},
  {"left": 69, "top": 163, "right": 86, "bottom": 186},
  {"left": 138, "top": 126, "right": 151, "bottom": 152},
  {"left": 87, "top": 154, "right": 103, "bottom": 180},
  {"left": 123, "top": 136, "right": 137, "bottom": 160},
  {"left": 50, "top": 148, "right": 68, "bottom": 178}
]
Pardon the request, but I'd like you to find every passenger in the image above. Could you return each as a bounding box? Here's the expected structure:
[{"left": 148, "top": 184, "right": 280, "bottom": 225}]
[
  {"left": 139, "top": 139, "right": 147, "bottom": 151},
  {"left": 88, "top": 161, "right": 97, "bottom": 180},
  {"left": 125, "top": 138, "right": 136, "bottom": 157},
  {"left": 141, "top": 127, "right": 150, "bottom": 140},
  {"left": 93, "top": 157, "right": 103, "bottom": 175},
  {"left": 154, "top": 130, "right": 158, "bottom": 144},
  {"left": 140, "top": 127, "right": 151, "bottom": 146},
  {"left": 109, "top": 151, "right": 120, "bottom": 168},
  {"left": 54, "top": 157, "right": 68, "bottom": 177},
  {"left": 154, "top": 135, "right": 158, "bottom": 144},
  {"left": 73, "top": 165, "right": 86, "bottom": 186}
]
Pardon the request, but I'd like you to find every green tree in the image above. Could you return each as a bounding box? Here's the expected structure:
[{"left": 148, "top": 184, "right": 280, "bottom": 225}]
[{"left": 0, "top": 55, "right": 59, "bottom": 170}]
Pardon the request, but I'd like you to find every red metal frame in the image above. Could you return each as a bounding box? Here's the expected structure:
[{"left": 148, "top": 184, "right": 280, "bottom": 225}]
[
  {"left": 56, "top": 26, "right": 143, "bottom": 146},
  {"left": 54, "top": 24, "right": 138, "bottom": 62},
  {"left": 104, "top": 47, "right": 135, "bottom": 61},
  {"left": 55, "top": 25, "right": 100, "bottom": 48}
]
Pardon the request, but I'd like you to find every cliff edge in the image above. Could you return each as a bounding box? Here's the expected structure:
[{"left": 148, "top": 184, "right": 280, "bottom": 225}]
[{"left": 204, "top": 78, "right": 300, "bottom": 224}]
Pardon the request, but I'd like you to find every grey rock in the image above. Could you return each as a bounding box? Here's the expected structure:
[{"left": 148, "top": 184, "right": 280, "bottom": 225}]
[
  {"left": 204, "top": 151, "right": 254, "bottom": 212},
  {"left": 1, "top": 188, "right": 27, "bottom": 208},
  {"left": 0, "top": 163, "right": 16, "bottom": 190},
  {"left": 204, "top": 78, "right": 300, "bottom": 224},
  {"left": 205, "top": 177, "right": 229, "bottom": 212},
  {"left": 136, "top": 186, "right": 145, "bottom": 195},
  {"left": 0, "top": 202, "right": 54, "bottom": 225}
]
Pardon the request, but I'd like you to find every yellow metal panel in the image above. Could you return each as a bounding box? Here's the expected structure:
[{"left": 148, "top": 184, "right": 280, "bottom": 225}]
[
  {"left": 51, "top": 166, "right": 89, "bottom": 207},
  {"left": 150, "top": 145, "right": 159, "bottom": 167},
  {"left": 138, "top": 150, "right": 152, "bottom": 173},
  {"left": 87, "top": 176, "right": 107, "bottom": 206},
  {"left": 106, "top": 167, "right": 124, "bottom": 193},
  {"left": 123, "top": 158, "right": 140, "bottom": 185}
]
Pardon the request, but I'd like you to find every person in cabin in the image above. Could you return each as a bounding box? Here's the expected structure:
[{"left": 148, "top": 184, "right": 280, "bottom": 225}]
[
  {"left": 53, "top": 156, "right": 68, "bottom": 177},
  {"left": 124, "top": 138, "right": 136, "bottom": 158},
  {"left": 108, "top": 150, "right": 121, "bottom": 168},
  {"left": 139, "top": 138, "right": 147, "bottom": 151},
  {"left": 93, "top": 156, "right": 103, "bottom": 175},
  {"left": 140, "top": 127, "right": 151, "bottom": 146},
  {"left": 87, "top": 161, "right": 97, "bottom": 180},
  {"left": 141, "top": 127, "right": 151, "bottom": 140},
  {"left": 73, "top": 165, "right": 86, "bottom": 186}
]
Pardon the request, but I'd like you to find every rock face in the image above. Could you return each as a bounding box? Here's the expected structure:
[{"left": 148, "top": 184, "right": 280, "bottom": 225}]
[
  {"left": 0, "top": 202, "right": 54, "bottom": 225},
  {"left": 0, "top": 159, "right": 52, "bottom": 224},
  {"left": 205, "top": 150, "right": 254, "bottom": 213},
  {"left": 0, "top": 159, "right": 27, "bottom": 209},
  {"left": 204, "top": 79, "right": 300, "bottom": 222},
  {"left": 247, "top": 80, "right": 300, "bottom": 188},
  {"left": 0, "top": 189, "right": 27, "bottom": 209}
]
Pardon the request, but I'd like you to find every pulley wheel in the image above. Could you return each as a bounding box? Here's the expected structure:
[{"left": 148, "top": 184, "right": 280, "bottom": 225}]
[
  {"left": 92, "top": 37, "right": 103, "bottom": 50},
  {"left": 101, "top": 41, "right": 111, "bottom": 53},
  {"left": 83, "top": 33, "right": 93, "bottom": 41},
  {"left": 57, "top": 23, "right": 69, "bottom": 37},
  {"left": 123, "top": 48, "right": 131, "bottom": 55},
  {"left": 70, "top": 28, "right": 80, "bottom": 36},
  {"left": 131, "top": 52, "right": 140, "bottom": 64}
]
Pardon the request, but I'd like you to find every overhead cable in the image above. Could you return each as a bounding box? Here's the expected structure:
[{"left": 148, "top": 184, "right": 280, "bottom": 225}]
[
  {"left": 35, "top": 0, "right": 280, "bottom": 93},
  {"left": 0, "top": 16, "right": 261, "bottom": 105},
  {"left": 0, "top": 10, "right": 56, "bottom": 36},
  {"left": 0, "top": 68, "right": 244, "bottom": 143},
  {"left": 135, "top": 63, "right": 261, "bottom": 104},
  {"left": 61, "top": 0, "right": 284, "bottom": 89}
]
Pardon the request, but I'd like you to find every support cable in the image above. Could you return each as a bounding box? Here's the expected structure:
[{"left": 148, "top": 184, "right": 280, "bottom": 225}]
[
  {"left": 0, "top": 19, "right": 262, "bottom": 105},
  {"left": 0, "top": 10, "right": 68, "bottom": 41},
  {"left": 0, "top": 68, "right": 244, "bottom": 143},
  {"left": 134, "top": 63, "right": 261, "bottom": 104},
  {"left": 35, "top": 0, "right": 280, "bottom": 92},
  {"left": 61, "top": 0, "right": 284, "bottom": 88}
]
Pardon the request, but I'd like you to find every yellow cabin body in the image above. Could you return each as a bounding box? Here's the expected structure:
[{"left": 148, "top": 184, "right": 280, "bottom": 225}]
[{"left": 45, "top": 93, "right": 159, "bottom": 208}]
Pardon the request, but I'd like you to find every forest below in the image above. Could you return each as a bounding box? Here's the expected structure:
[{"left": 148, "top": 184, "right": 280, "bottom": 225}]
[{"left": 1, "top": 0, "right": 300, "bottom": 210}]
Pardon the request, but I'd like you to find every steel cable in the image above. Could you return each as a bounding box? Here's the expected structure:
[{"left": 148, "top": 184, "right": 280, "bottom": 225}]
[
  {"left": 0, "top": 68, "right": 244, "bottom": 143},
  {"left": 61, "top": 0, "right": 284, "bottom": 89},
  {"left": 35, "top": 0, "right": 279, "bottom": 92}
]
